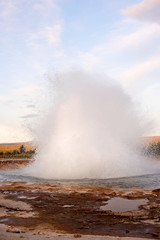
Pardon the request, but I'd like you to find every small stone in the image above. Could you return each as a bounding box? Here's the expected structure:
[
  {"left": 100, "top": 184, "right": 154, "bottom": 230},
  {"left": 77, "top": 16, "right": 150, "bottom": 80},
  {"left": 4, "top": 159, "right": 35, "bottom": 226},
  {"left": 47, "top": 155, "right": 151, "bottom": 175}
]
[
  {"left": 74, "top": 234, "right": 82, "bottom": 238},
  {"left": 152, "top": 232, "right": 159, "bottom": 237},
  {"left": 126, "top": 229, "right": 130, "bottom": 233},
  {"left": 6, "top": 228, "right": 20, "bottom": 233},
  {"left": 13, "top": 230, "right": 20, "bottom": 233}
]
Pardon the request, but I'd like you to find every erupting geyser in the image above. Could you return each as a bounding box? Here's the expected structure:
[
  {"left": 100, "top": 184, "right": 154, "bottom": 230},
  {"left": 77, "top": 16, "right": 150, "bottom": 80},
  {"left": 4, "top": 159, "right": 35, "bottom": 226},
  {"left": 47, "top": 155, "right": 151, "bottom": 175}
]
[{"left": 24, "top": 72, "right": 155, "bottom": 179}]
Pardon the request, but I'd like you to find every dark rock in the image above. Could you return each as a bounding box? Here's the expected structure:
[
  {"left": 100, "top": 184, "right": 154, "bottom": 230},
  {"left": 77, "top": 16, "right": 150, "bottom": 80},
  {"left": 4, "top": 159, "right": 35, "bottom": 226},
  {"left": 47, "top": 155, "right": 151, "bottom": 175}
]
[{"left": 152, "top": 232, "right": 159, "bottom": 237}]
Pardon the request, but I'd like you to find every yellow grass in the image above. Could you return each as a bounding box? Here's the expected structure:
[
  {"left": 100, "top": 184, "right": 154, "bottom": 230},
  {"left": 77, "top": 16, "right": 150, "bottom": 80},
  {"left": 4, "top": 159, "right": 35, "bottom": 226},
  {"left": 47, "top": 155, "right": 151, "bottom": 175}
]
[{"left": 0, "top": 143, "right": 36, "bottom": 153}]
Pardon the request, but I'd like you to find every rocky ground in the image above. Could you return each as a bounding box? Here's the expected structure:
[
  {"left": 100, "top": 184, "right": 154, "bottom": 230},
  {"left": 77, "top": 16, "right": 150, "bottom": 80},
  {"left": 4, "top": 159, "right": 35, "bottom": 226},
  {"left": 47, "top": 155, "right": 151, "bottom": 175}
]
[
  {"left": 0, "top": 159, "right": 32, "bottom": 170},
  {"left": 0, "top": 160, "right": 159, "bottom": 239}
]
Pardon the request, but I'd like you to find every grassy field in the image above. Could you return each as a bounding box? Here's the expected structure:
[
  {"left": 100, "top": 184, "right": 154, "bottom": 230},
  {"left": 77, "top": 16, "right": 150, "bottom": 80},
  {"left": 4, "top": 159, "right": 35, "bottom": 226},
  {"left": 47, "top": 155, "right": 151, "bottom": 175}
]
[
  {"left": 0, "top": 142, "right": 37, "bottom": 159},
  {"left": 0, "top": 142, "right": 36, "bottom": 153}
]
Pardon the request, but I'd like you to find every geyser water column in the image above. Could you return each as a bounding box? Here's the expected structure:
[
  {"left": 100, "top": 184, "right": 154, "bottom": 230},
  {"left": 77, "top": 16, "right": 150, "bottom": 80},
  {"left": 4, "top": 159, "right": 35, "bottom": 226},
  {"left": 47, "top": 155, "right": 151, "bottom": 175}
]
[{"left": 25, "top": 72, "right": 150, "bottom": 179}]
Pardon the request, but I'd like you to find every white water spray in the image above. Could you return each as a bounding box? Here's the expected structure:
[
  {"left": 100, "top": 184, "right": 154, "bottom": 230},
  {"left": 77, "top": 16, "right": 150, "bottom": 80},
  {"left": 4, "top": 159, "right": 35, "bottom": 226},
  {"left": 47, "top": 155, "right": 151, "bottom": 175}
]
[{"left": 24, "top": 72, "right": 156, "bottom": 179}]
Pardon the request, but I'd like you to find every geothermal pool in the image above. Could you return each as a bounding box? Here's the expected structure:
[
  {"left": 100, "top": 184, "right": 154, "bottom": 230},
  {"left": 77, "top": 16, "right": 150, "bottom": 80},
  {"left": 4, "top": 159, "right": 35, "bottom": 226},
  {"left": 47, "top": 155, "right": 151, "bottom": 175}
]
[{"left": 0, "top": 169, "right": 160, "bottom": 189}]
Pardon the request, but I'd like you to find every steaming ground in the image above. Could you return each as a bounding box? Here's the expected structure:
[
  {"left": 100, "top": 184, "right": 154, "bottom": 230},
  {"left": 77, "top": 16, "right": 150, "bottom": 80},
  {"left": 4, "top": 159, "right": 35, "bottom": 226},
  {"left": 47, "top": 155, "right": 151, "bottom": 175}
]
[{"left": 23, "top": 72, "right": 160, "bottom": 179}]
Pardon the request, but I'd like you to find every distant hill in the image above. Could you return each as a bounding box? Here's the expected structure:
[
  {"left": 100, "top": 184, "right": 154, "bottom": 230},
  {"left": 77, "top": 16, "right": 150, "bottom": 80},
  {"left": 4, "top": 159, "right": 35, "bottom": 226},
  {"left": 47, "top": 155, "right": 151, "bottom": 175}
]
[{"left": 0, "top": 142, "right": 36, "bottom": 153}]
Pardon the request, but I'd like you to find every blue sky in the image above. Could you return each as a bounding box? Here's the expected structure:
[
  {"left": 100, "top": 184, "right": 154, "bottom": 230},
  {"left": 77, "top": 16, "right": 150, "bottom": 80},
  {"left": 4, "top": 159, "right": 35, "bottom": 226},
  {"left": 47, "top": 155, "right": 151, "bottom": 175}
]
[{"left": 0, "top": 0, "right": 160, "bottom": 142}]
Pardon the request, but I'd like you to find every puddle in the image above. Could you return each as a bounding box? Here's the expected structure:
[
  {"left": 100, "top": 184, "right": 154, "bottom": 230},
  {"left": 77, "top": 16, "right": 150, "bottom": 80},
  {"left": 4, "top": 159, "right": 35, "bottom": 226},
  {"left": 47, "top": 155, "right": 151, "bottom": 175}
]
[
  {"left": 18, "top": 196, "right": 37, "bottom": 200},
  {"left": 0, "top": 218, "right": 9, "bottom": 223},
  {"left": 3, "top": 191, "right": 18, "bottom": 195},
  {"left": 63, "top": 205, "right": 74, "bottom": 208},
  {"left": 17, "top": 196, "right": 27, "bottom": 199},
  {"left": 100, "top": 197, "right": 148, "bottom": 212}
]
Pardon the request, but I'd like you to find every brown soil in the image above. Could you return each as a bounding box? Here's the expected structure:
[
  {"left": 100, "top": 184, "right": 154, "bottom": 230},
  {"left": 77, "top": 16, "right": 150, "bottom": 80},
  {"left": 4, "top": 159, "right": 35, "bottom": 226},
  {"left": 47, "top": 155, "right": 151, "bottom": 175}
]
[{"left": 0, "top": 160, "right": 159, "bottom": 239}]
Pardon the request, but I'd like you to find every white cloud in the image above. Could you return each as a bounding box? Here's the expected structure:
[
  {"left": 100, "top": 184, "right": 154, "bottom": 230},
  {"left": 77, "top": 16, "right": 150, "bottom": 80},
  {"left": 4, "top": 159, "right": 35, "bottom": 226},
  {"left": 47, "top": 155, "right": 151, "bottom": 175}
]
[
  {"left": 123, "top": 0, "right": 160, "bottom": 24},
  {"left": 34, "top": 0, "right": 55, "bottom": 10},
  {"left": 123, "top": 55, "right": 160, "bottom": 87},
  {"left": 74, "top": 14, "right": 160, "bottom": 136},
  {"left": 76, "top": 22, "right": 160, "bottom": 83},
  {"left": 0, "top": 0, "right": 58, "bottom": 20},
  {"left": 33, "top": 0, "right": 58, "bottom": 12},
  {"left": 30, "top": 24, "right": 62, "bottom": 46},
  {"left": 93, "top": 23, "right": 160, "bottom": 56},
  {"left": 26, "top": 22, "right": 64, "bottom": 74},
  {"left": 41, "top": 25, "right": 62, "bottom": 45},
  {"left": 33, "top": 0, "right": 58, "bottom": 17},
  {"left": 0, "top": 0, "right": 17, "bottom": 19}
]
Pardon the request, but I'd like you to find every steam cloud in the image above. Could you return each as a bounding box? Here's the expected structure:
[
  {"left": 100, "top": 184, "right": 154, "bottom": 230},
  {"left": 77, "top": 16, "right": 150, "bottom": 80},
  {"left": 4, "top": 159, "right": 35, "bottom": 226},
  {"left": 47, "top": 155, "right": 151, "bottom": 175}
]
[{"left": 24, "top": 72, "right": 157, "bottom": 179}]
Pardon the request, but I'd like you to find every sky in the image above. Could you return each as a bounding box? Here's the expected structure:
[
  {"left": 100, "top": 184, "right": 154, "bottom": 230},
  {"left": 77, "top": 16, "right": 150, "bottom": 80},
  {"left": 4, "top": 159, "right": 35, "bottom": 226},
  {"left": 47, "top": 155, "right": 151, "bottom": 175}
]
[{"left": 0, "top": 0, "right": 160, "bottom": 143}]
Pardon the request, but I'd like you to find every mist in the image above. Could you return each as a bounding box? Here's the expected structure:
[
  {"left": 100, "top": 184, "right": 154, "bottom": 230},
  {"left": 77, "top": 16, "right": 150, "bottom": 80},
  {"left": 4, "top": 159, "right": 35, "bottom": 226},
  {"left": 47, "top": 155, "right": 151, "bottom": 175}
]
[{"left": 23, "top": 72, "right": 156, "bottom": 179}]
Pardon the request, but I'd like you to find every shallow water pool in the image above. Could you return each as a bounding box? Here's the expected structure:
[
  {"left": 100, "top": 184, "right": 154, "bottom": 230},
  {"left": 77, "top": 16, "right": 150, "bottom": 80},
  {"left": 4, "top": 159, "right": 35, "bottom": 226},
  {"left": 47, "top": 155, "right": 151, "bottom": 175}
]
[{"left": 0, "top": 169, "right": 160, "bottom": 189}]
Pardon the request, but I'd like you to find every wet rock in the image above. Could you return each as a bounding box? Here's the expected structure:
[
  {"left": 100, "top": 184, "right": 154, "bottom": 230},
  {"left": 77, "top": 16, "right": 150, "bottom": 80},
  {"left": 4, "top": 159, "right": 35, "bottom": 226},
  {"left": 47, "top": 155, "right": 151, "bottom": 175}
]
[
  {"left": 6, "top": 228, "right": 20, "bottom": 233},
  {"left": 0, "top": 198, "right": 32, "bottom": 211},
  {"left": 152, "top": 189, "right": 160, "bottom": 196},
  {"left": 152, "top": 232, "right": 159, "bottom": 237}
]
